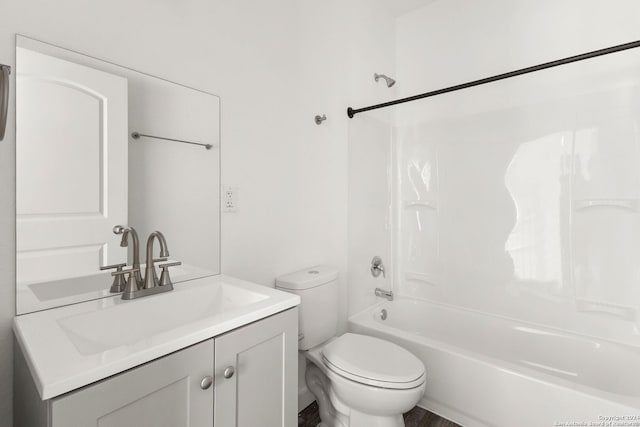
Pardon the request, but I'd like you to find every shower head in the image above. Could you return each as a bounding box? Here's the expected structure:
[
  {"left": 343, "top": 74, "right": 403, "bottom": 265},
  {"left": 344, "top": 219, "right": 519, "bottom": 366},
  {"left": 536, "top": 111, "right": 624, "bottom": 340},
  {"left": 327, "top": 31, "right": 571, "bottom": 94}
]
[{"left": 374, "top": 73, "right": 396, "bottom": 88}]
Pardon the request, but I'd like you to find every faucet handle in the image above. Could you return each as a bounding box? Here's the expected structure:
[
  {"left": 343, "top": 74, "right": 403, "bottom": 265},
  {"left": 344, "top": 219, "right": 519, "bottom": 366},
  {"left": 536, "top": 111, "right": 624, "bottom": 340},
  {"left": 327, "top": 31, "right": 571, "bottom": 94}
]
[
  {"left": 100, "top": 262, "right": 127, "bottom": 271},
  {"left": 112, "top": 267, "right": 139, "bottom": 280},
  {"left": 101, "top": 263, "right": 128, "bottom": 293},
  {"left": 370, "top": 256, "right": 386, "bottom": 278},
  {"left": 115, "top": 268, "right": 141, "bottom": 300},
  {"left": 158, "top": 261, "right": 181, "bottom": 288},
  {"left": 158, "top": 261, "right": 181, "bottom": 268},
  {"left": 153, "top": 257, "right": 169, "bottom": 263}
]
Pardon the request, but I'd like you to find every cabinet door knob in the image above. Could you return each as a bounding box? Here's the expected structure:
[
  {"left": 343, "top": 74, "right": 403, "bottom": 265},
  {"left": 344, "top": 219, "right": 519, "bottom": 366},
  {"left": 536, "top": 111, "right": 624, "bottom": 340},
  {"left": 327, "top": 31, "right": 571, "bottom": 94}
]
[
  {"left": 223, "top": 366, "right": 235, "bottom": 379},
  {"left": 200, "top": 376, "right": 213, "bottom": 390}
]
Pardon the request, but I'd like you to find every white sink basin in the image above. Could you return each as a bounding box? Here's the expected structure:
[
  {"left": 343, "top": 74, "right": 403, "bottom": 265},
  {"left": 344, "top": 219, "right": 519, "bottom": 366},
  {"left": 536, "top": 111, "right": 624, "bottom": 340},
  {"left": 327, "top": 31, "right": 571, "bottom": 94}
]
[
  {"left": 13, "top": 275, "right": 300, "bottom": 400},
  {"left": 58, "top": 283, "right": 268, "bottom": 355}
]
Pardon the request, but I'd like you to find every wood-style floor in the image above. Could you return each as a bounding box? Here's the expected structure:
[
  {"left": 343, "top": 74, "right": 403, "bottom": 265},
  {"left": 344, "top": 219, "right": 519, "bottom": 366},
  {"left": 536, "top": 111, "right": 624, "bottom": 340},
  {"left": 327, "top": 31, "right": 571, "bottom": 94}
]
[{"left": 298, "top": 401, "right": 461, "bottom": 427}]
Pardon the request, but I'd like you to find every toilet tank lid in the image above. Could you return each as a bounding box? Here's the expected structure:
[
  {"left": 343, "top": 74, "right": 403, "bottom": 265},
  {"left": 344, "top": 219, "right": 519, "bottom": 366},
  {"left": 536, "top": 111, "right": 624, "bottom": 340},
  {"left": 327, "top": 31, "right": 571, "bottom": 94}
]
[{"left": 275, "top": 265, "right": 339, "bottom": 290}]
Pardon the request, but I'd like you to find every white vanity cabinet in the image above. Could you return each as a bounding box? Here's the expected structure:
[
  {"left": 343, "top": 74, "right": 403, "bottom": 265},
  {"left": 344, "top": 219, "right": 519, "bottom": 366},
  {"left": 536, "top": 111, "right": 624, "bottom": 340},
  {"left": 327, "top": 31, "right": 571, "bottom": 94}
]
[
  {"left": 14, "top": 307, "right": 298, "bottom": 427},
  {"left": 51, "top": 339, "right": 214, "bottom": 427},
  {"left": 214, "top": 305, "right": 298, "bottom": 427}
]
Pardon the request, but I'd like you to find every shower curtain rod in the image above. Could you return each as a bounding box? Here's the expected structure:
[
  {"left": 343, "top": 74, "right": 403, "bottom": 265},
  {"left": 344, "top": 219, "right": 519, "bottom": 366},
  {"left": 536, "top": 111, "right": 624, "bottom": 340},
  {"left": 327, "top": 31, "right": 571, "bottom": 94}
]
[{"left": 346, "top": 39, "right": 640, "bottom": 118}]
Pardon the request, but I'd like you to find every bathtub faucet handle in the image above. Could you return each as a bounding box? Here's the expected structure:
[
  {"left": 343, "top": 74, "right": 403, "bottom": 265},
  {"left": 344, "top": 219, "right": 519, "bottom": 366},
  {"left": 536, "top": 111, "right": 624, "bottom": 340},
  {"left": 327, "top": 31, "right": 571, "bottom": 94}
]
[{"left": 371, "top": 256, "right": 386, "bottom": 278}]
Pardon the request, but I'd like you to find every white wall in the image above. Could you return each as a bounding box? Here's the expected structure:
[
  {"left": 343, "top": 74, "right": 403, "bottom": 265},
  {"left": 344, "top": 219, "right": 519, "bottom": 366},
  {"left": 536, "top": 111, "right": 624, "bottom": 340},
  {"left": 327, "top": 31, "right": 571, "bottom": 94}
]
[
  {"left": 0, "top": 0, "right": 398, "bottom": 424},
  {"left": 394, "top": 0, "right": 640, "bottom": 344},
  {"left": 343, "top": 6, "right": 398, "bottom": 318},
  {"left": 397, "top": 0, "right": 640, "bottom": 98},
  {"left": 221, "top": 0, "right": 397, "bottom": 320},
  {"left": 348, "top": 113, "right": 395, "bottom": 316},
  {"left": 285, "top": 0, "right": 397, "bottom": 408}
]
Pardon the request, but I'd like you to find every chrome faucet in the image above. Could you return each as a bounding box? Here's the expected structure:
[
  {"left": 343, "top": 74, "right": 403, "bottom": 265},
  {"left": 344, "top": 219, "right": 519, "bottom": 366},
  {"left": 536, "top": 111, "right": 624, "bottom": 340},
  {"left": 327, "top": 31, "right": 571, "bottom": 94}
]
[
  {"left": 371, "top": 256, "right": 392, "bottom": 300},
  {"left": 370, "top": 256, "right": 386, "bottom": 278},
  {"left": 113, "top": 225, "right": 143, "bottom": 288},
  {"left": 107, "top": 228, "right": 179, "bottom": 300},
  {"left": 375, "top": 288, "right": 394, "bottom": 301},
  {"left": 143, "top": 231, "right": 169, "bottom": 290}
]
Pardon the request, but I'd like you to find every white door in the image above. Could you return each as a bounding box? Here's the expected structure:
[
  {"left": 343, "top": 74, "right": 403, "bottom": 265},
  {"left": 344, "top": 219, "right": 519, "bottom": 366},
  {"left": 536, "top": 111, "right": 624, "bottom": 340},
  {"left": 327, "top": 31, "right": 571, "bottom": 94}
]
[
  {"left": 214, "top": 308, "right": 298, "bottom": 427},
  {"left": 16, "top": 46, "right": 128, "bottom": 285},
  {"left": 51, "top": 340, "right": 214, "bottom": 427}
]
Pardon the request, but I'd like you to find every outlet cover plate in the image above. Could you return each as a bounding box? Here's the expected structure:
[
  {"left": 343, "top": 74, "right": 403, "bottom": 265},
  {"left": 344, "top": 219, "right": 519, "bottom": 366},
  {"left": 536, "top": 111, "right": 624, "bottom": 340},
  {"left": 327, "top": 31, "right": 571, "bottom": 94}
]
[{"left": 223, "top": 185, "right": 238, "bottom": 213}]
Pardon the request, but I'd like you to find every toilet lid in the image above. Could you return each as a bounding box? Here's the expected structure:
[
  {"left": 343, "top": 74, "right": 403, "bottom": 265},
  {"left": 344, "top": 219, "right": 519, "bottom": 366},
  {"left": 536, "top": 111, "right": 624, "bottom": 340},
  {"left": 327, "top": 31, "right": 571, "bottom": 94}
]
[{"left": 321, "top": 333, "right": 425, "bottom": 389}]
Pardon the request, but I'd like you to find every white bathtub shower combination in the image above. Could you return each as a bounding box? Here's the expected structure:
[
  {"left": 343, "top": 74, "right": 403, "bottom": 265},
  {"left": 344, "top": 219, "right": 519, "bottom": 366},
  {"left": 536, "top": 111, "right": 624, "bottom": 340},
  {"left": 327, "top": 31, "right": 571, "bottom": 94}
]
[
  {"left": 344, "top": 25, "right": 640, "bottom": 427},
  {"left": 349, "top": 298, "right": 640, "bottom": 427}
]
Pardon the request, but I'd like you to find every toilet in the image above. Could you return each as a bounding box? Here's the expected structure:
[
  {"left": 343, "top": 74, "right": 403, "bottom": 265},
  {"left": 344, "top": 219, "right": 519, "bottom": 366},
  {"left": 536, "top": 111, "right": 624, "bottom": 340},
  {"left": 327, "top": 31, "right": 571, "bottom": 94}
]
[{"left": 276, "top": 265, "right": 426, "bottom": 427}]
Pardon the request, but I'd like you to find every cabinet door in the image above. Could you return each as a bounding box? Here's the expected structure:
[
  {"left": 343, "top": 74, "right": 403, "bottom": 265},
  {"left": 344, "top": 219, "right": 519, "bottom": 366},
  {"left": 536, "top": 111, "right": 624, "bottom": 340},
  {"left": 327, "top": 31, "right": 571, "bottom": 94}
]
[
  {"left": 214, "top": 308, "right": 298, "bottom": 427},
  {"left": 51, "top": 340, "right": 214, "bottom": 427}
]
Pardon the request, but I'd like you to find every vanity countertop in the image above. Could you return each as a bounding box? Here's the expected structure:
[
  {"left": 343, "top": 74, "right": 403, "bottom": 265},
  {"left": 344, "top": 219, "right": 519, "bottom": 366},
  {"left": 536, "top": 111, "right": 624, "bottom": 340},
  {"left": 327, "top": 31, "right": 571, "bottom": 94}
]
[{"left": 13, "top": 275, "right": 300, "bottom": 400}]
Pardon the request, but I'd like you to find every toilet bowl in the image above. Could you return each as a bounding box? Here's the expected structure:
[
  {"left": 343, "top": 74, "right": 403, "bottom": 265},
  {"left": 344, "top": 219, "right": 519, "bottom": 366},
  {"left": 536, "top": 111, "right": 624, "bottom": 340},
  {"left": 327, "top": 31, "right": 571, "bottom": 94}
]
[
  {"left": 275, "top": 266, "right": 426, "bottom": 427},
  {"left": 304, "top": 333, "right": 425, "bottom": 427}
]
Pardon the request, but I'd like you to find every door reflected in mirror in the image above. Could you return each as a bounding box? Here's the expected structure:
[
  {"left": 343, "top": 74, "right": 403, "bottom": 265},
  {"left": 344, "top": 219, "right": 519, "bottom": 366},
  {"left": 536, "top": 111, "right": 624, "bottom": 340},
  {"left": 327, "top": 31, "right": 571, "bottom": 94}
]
[{"left": 15, "top": 36, "right": 221, "bottom": 314}]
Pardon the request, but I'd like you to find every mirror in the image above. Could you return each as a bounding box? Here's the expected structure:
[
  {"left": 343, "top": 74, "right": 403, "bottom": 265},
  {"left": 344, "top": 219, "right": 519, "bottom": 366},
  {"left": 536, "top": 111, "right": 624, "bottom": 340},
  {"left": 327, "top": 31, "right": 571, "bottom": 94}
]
[{"left": 15, "top": 35, "right": 220, "bottom": 314}]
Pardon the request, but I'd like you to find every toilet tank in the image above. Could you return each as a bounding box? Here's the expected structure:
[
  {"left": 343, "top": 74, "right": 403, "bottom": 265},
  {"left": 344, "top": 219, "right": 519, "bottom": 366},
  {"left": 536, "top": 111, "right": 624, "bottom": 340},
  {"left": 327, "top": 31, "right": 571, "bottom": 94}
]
[{"left": 275, "top": 265, "right": 338, "bottom": 350}]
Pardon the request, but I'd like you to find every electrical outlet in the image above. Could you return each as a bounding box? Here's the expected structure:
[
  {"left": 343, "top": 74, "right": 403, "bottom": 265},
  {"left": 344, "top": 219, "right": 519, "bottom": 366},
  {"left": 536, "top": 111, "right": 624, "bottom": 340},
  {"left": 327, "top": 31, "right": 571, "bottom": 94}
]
[{"left": 223, "top": 185, "right": 238, "bottom": 212}]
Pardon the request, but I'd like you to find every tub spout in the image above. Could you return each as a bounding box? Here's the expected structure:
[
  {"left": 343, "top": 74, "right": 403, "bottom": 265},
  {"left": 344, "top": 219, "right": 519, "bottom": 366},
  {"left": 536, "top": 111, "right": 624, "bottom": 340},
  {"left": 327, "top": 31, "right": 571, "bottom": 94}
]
[{"left": 375, "top": 288, "right": 393, "bottom": 301}]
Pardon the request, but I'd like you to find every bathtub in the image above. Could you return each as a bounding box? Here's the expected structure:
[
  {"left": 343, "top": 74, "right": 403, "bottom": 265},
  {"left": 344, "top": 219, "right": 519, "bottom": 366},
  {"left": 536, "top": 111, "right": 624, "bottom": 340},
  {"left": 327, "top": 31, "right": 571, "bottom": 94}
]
[{"left": 348, "top": 297, "right": 640, "bottom": 427}]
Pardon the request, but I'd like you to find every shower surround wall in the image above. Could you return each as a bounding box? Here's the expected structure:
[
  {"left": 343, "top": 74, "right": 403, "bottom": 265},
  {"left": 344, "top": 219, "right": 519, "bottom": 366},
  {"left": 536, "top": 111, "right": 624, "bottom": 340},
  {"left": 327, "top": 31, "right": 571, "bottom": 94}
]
[
  {"left": 343, "top": 3, "right": 640, "bottom": 423},
  {"left": 390, "top": 0, "right": 640, "bottom": 346}
]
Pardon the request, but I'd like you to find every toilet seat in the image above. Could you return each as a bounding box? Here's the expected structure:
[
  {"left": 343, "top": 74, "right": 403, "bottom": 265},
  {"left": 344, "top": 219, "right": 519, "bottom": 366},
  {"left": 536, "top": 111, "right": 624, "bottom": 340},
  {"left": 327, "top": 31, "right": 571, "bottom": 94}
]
[{"left": 321, "top": 333, "right": 425, "bottom": 390}]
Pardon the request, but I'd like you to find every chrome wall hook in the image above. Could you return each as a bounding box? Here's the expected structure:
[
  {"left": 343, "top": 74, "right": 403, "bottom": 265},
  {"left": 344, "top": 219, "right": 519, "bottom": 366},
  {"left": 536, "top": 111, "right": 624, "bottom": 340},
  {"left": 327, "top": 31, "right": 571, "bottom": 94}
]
[{"left": 314, "top": 114, "right": 327, "bottom": 125}]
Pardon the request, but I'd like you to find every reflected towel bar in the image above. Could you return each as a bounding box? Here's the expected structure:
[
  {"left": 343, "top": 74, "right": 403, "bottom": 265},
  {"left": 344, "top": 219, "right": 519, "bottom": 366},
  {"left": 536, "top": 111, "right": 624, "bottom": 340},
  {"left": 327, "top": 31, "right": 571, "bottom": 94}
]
[
  {"left": 131, "top": 132, "right": 214, "bottom": 150},
  {"left": 347, "top": 39, "right": 640, "bottom": 118}
]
